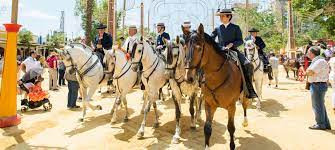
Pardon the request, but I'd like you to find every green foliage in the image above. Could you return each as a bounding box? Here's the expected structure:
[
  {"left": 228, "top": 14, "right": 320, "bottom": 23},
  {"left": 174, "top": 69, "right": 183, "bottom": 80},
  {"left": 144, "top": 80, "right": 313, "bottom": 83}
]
[
  {"left": 293, "top": 0, "right": 335, "bottom": 39},
  {"left": 46, "top": 32, "right": 65, "bottom": 49},
  {"left": 18, "top": 29, "right": 34, "bottom": 47}
]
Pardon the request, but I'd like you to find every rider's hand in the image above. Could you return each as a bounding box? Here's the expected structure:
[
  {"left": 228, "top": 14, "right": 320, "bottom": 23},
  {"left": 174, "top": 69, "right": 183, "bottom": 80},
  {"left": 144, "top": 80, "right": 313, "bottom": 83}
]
[
  {"left": 156, "top": 45, "right": 163, "bottom": 49},
  {"left": 226, "top": 43, "right": 233, "bottom": 49}
]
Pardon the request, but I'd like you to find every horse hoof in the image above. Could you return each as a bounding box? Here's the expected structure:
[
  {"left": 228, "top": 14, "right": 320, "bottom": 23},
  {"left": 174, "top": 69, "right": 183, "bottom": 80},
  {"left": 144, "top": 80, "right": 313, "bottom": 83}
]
[
  {"left": 171, "top": 136, "right": 180, "bottom": 144},
  {"left": 153, "top": 123, "right": 159, "bottom": 128},
  {"left": 205, "top": 145, "right": 210, "bottom": 150},
  {"left": 242, "top": 122, "right": 248, "bottom": 127},
  {"left": 190, "top": 126, "right": 196, "bottom": 131},
  {"left": 137, "top": 131, "right": 144, "bottom": 139},
  {"left": 123, "top": 117, "right": 129, "bottom": 123},
  {"left": 97, "top": 105, "right": 102, "bottom": 110}
]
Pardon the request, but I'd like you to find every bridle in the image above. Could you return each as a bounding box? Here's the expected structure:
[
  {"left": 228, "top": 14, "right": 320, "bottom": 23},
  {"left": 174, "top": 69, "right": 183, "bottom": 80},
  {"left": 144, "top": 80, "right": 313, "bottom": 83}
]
[
  {"left": 185, "top": 40, "right": 205, "bottom": 70},
  {"left": 165, "top": 45, "right": 180, "bottom": 70},
  {"left": 246, "top": 44, "right": 261, "bottom": 72}
]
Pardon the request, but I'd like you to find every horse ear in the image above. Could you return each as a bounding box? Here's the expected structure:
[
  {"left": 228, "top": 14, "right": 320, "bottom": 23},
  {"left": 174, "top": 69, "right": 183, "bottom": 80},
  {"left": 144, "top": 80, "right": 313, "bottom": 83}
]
[
  {"left": 176, "top": 36, "right": 180, "bottom": 44},
  {"left": 55, "top": 48, "right": 63, "bottom": 55},
  {"left": 140, "top": 36, "right": 143, "bottom": 42},
  {"left": 198, "top": 23, "right": 204, "bottom": 36}
]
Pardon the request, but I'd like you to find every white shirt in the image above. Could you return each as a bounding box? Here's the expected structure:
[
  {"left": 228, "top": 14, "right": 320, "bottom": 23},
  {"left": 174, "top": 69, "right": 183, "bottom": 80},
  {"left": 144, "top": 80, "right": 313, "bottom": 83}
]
[
  {"left": 328, "top": 57, "right": 335, "bottom": 83},
  {"left": 122, "top": 35, "right": 138, "bottom": 53},
  {"left": 22, "top": 56, "right": 43, "bottom": 73},
  {"left": 308, "top": 56, "right": 329, "bottom": 83},
  {"left": 223, "top": 22, "right": 230, "bottom": 28},
  {"left": 269, "top": 56, "right": 279, "bottom": 70}
]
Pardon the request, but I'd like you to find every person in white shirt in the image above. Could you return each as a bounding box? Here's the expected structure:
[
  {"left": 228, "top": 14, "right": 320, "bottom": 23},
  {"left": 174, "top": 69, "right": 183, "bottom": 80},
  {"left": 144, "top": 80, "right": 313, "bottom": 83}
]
[
  {"left": 328, "top": 54, "right": 335, "bottom": 114},
  {"left": 19, "top": 51, "right": 43, "bottom": 83},
  {"left": 122, "top": 25, "right": 138, "bottom": 55},
  {"left": 306, "top": 46, "right": 331, "bottom": 130},
  {"left": 269, "top": 52, "right": 279, "bottom": 88}
]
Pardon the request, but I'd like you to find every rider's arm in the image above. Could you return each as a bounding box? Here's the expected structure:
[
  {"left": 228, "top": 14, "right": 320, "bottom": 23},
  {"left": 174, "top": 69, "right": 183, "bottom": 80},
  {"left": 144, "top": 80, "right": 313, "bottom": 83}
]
[
  {"left": 211, "top": 28, "right": 218, "bottom": 39},
  {"left": 232, "top": 26, "right": 243, "bottom": 48}
]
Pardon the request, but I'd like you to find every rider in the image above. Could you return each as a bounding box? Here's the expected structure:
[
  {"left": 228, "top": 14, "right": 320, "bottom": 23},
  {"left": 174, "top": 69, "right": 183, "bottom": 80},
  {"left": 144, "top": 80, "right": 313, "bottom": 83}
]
[
  {"left": 180, "top": 21, "right": 192, "bottom": 46},
  {"left": 93, "top": 23, "right": 113, "bottom": 64},
  {"left": 211, "top": 8, "right": 257, "bottom": 99},
  {"left": 245, "top": 28, "right": 270, "bottom": 72},
  {"left": 156, "top": 23, "right": 170, "bottom": 54},
  {"left": 122, "top": 25, "right": 138, "bottom": 55}
]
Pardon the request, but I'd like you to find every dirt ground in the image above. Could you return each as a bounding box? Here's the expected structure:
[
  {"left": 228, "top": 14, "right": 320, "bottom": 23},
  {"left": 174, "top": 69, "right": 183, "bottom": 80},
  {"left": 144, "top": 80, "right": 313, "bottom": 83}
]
[{"left": 1, "top": 66, "right": 335, "bottom": 150}]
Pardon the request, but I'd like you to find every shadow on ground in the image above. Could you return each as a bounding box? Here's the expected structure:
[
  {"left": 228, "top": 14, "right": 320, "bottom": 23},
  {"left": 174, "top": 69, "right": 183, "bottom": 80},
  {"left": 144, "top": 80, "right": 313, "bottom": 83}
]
[
  {"left": 261, "top": 98, "right": 288, "bottom": 117},
  {"left": 236, "top": 130, "right": 281, "bottom": 150}
]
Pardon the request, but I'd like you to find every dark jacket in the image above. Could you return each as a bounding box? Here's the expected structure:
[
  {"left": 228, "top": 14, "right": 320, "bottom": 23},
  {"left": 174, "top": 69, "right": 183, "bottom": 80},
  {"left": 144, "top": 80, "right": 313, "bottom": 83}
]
[
  {"left": 211, "top": 23, "right": 243, "bottom": 50},
  {"left": 94, "top": 32, "right": 113, "bottom": 50},
  {"left": 156, "top": 32, "right": 170, "bottom": 48}
]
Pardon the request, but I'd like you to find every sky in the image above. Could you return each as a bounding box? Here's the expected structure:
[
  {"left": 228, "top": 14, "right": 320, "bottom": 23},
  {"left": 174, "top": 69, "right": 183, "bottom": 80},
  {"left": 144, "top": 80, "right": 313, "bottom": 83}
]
[
  {"left": 0, "top": 0, "right": 271, "bottom": 38},
  {"left": 0, "top": 0, "right": 82, "bottom": 38}
]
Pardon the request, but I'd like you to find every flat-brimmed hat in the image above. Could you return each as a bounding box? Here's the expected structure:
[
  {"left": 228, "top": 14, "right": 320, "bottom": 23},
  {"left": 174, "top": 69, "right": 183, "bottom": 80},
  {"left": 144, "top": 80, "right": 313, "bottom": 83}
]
[
  {"left": 128, "top": 25, "right": 137, "bottom": 30},
  {"left": 157, "top": 23, "right": 165, "bottom": 27},
  {"left": 182, "top": 21, "right": 191, "bottom": 27},
  {"left": 96, "top": 23, "right": 107, "bottom": 29},
  {"left": 248, "top": 28, "right": 259, "bottom": 32},
  {"left": 216, "top": 8, "right": 233, "bottom": 16}
]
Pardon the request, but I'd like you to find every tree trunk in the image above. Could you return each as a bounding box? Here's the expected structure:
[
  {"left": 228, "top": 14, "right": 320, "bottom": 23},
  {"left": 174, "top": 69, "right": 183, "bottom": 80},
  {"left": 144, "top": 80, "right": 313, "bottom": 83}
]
[{"left": 85, "top": 0, "right": 94, "bottom": 46}]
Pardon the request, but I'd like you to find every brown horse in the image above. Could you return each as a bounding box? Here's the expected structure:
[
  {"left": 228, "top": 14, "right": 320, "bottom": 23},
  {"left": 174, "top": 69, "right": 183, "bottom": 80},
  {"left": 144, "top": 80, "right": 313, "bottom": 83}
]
[
  {"left": 283, "top": 58, "right": 300, "bottom": 79},
  {"left": 183, "top": 24, "right": 249, "bottom": 150}
]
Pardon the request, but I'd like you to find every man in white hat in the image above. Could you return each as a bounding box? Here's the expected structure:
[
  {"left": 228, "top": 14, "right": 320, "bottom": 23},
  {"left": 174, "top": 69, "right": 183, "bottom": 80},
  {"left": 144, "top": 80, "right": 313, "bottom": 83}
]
[
  {"left": 180, "top": 21, "right": 192, "bottom": 45},
  {"left": 122, "top": 25, "right": 139, "bottom": 55},
  {"left": 156, "top": 23, "right": 170, "bottom": 53}
]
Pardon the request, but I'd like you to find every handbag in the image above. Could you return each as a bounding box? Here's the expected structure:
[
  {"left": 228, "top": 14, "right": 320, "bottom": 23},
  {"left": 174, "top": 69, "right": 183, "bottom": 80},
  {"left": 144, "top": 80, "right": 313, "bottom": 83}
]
[{"left": 305, "top": 82, "right": 310, "bottom": 90}]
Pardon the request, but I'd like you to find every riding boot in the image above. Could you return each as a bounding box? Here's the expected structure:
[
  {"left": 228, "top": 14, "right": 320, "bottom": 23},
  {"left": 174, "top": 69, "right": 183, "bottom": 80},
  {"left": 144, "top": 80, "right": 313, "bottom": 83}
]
[{"left": 243, "top": 63, "right": 258, "bottom": 99}]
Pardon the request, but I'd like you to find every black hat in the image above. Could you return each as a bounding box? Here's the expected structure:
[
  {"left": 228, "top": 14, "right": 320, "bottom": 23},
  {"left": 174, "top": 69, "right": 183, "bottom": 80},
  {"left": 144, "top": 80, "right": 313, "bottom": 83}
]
[
  {"left": 248, "top": 28, "right": 259, "bottom": 32},
  {"left": 157, "top": 23, "right": 165, "bottom": 27},
  {"left": 216, "top": 8, "right": 233, "bottom": 16},
  {"left": 96, "top": 23, "right": 107, "bottom": 29}
]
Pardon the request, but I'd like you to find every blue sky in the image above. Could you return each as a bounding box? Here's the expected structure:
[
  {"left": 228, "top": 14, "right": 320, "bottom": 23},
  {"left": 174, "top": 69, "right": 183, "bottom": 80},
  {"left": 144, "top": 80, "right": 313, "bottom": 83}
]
[
  {"left": 0, "top": 0, "right": 82, "bottom": 38},
  {"left": 0, "top": 0, "right": 271, "bottom": 38}
]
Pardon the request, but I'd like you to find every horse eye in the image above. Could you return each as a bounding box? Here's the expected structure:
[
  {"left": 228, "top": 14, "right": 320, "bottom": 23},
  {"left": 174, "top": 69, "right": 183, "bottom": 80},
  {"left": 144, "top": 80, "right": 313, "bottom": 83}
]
[{"left": 138, "top": 50, "right": 142, "bottom": 53}]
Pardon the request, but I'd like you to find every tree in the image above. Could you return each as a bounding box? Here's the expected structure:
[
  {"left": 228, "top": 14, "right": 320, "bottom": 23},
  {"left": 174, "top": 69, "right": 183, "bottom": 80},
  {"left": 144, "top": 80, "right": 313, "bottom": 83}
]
[
  {"left": 46, "top": 32, "right": 65, "bottom": 49},
  {"left": 85, "top": 0, "right": 94, "bottom": 45},
  {"left": 18, "top": 29, "right": 33, "bottom": 49}
]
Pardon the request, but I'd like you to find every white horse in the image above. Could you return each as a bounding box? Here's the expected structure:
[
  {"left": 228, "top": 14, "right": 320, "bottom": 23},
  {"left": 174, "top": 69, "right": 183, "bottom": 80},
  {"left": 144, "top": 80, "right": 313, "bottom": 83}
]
[
  {"left": 104, "top": 48, "right": 139, "bottom": 123},
  {"left": 165, "top": 38, "right": 203, "bottom": 129},
  {"left": 57, "top": 43, "right": 106, "bottom": 121},
  {"left": 131, "top": 38, "right": 183, "bottom": 144},
  {"left": 245, "top": 40, "right": 264, "bottom": 110}
]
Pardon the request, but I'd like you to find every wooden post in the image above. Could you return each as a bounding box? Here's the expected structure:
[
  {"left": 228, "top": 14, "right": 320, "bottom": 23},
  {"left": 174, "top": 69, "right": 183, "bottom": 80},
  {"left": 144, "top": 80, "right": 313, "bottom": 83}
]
[
  {"left": 122, "top": 0, "right": 126, "bottom": 37},
  {"left": 141, "top": 2, "right": 144, "bottom": 36},
  {"left": 212, "top": 9, "right": 215, "bottom": 31},
  {"left": 11, "top": 0, "right": 19, "bottom": 24},
  {"left": 108, "top": 0, "right": 115, "bottom": 42},
  {"left": 288, "top": 0, "right": 296, "bottom": 51}
]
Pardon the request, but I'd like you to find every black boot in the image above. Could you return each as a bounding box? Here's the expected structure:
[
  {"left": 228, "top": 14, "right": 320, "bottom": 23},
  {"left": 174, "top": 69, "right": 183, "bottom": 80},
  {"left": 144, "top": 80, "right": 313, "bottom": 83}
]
[{"left": 244, "top": 63, "right": 258, "bottom": 99}]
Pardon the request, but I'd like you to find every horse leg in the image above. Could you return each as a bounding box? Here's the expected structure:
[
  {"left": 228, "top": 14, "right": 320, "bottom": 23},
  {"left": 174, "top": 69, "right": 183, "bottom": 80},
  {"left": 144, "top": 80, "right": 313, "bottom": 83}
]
[
  {"left": 110, "top": 95, "right": 121, "bottom": 124},
  {"left": 169, "top": 79, "right": 183, "bottom": 143},
  {"left": 204, "top": 102, "right": 217, "bottom": 150},
  {"left": 189, "top": 93, "right": 196, "bottom": 130},
  {"left": 121, "top": 93, "right": 129, "bottom": 122},
  {"left": 79, "top": 87, "right": 87, "bottom": 122},
  {"left": 137, "top": 98, "right": 152, "bottom": 138},
  {"left": 85, "top": 86, "right": 102, "bottom": 111},
  {"left": 227, "top": 104, "right": 236, "bottom": 150},
  {"left": 152, "top": 101, "right": 159, "bottom": 128},
  {"left": 171, "top": 93, "right": 182, "bottom": 144},
  {"left": 141, "top": 91, "right": 148, "bottom": 114},
  {"left": 242, "top": 96, "right": 249, "bottom": 127},
  {"left": 196, "top": 92, "right": 203, "bottom": 123}
]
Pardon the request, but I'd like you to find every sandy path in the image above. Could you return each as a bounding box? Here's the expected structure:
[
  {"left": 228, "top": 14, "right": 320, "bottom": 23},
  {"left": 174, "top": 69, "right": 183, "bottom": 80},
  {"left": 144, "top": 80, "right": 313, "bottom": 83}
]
[{"left": 0, "top": 66, "right": 334, "bottom": 150}]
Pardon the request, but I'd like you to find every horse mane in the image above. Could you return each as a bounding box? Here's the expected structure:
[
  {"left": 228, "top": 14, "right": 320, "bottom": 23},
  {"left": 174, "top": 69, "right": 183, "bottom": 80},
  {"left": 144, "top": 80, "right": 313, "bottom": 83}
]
[{"left": 203, "top": 33, "right": 227, "bottom": 58}]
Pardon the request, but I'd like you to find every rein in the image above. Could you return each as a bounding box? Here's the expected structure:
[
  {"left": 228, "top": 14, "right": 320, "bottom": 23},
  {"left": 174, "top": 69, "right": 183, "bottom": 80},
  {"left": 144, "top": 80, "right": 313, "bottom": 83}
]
[{"left": 247, "top": 47, "right": 261, "bottom": 72}]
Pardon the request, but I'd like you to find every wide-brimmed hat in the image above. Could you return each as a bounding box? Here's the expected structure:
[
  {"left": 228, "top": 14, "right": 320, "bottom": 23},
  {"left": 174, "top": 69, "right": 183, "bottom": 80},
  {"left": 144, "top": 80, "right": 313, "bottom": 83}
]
[
  {"left": 182, "top": 21, "right": 191, "bottom": 27},
  {"left": 156, "top": 23, "right": 165, "bottom": 27},
  {"left": 96, "top": 23, "right": 107, "bottom": 29},
  {"left": 248, "top": 28, "right": 259, "bottom": 32},
  {"left": 128, "top": 25, "right": 137, "bottom": 30},
  {"left": 216, "top": 8, "right": 233, "bottom": 16}
]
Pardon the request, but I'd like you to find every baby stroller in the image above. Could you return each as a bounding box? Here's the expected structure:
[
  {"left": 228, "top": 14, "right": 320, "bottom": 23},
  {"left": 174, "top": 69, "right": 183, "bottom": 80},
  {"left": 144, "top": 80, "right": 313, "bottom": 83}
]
[{"left": 18, "top": 69, "right": 52, "bottom": 112}]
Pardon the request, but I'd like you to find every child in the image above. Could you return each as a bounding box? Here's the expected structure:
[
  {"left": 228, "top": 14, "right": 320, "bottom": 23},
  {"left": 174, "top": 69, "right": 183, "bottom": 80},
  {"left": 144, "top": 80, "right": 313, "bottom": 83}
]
[{"left": 27, "top": 79, "right": 49, "bottom": 102}]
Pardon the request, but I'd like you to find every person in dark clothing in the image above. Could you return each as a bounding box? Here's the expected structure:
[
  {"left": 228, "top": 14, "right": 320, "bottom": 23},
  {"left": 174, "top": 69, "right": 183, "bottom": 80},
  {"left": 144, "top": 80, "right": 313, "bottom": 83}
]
[
  {"left": 156, "top": 23, "right": 170, "bottom": 54},
  {"left": 58, "top": 59, "right": 66, "bottom": 86},
  {"left": 211, "top": 8, "right": 257, "bottom": 99},
  {"left": 180, "top": 21, "right": 192, "bottom": 46},
  {"left": 93, "top": 23, "right": 113, "bottom": 65},
  {"left": 245, "top": 28, "right": 270, "bottom": 71},
  {"left": 65, "top": 68, "right": 80, "bottom": 109}
]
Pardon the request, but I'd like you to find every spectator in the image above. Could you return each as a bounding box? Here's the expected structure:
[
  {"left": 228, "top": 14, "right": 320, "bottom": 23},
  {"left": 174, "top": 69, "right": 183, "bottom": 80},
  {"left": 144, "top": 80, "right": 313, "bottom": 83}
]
[
  {"left": 306, "top": 46, "right": 331, "bottom": 130},
  {"left": 328, "top": 54, "right": 335, "bottom": 114},
  {"left": 269, "top": 52, "right": 279, "bottom": 88},
  {"left": 46, "top": 51, "right": 58, "bottom": 91},
  {"left": 58, "top": 59, "right": 66, "bottom": 86},
  {"left": 65, "top": 67, "right": 80, "bottom": 109}
]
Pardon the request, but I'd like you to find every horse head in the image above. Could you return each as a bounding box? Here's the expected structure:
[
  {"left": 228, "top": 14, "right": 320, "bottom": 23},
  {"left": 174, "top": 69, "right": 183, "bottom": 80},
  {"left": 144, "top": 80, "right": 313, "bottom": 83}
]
[
  {"left": 104, "top": 49, "right": 116, "bottom": 75},
  {"left": 131, "top": 37, "right": 145, "bottom": 71},
  {"left": 184, "top": 23, "right": 205, "bottom": 83},
  {"left": 244, "top": 40, "right": 258, "bottom": 62}
]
